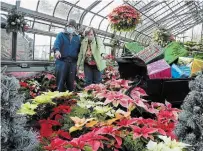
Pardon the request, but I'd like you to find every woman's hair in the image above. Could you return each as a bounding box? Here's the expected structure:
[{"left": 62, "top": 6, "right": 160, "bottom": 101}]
[{"left": 84, "top": 27, "right": 98, "bottom": 47}]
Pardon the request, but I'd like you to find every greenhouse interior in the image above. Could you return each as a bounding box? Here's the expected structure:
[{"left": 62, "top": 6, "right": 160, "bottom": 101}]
[{"left": 1, "top": 0, "right": 203, "bottom": 151}]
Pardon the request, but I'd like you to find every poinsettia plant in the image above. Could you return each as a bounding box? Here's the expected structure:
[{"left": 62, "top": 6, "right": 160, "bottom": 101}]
[
  {"left": 17, "top": 71, "right": 187, "bottom": 151},
  {"left": 108, "top": 5, "right": 141, "bottom": 32}
]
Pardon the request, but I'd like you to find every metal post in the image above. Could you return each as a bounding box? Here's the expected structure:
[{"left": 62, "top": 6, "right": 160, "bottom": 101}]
[{"left": 12, "top": 32, "right": 17, "bottom": 61}]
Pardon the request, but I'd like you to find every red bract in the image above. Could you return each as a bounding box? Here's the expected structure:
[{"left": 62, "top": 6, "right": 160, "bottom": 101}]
[
  {"left": 116, "top": 118, "right": 138, "bottom": 128},
  {"left": 44, "top": 138, "right": 68, "bottom": 150},
  {"left": 132, "top": 126, "right": 157, "bottom": 140},
  {"left": 50, "top": 105, "right": 71, "bottom": 119},
  {"left": 95, "top": 126, "right": 122, "bottom": 148},
  {"left": 79, "top": 131, "right": 109, "bottom": 151},
  {"left": 69, "top": 137, "right": 85, "bottom": 150},
  {"left": 19, "top": 81, "right": 28, "bottom": 88},
  {"left": 39, "top": 119, "right": 61, "bottom": 138},
  {"left": 57, "top": 130, "right": 71, "bottom": 140}
]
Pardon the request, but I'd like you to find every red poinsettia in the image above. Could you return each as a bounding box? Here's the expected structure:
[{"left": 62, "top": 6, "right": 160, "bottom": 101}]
[
  {"left": 68, "top": 137, "right": 86, "bottom": 151},
  {"left": 57, "top": 130, "right": 71, "bottom": 140},
  {"left": 79, "top": 131, "right": 109, "bottom": 151},
  {"left": 39, "top": 119, "right": 61, "bottom": 138},
  {"left": 19, "top": 81, "right": 28, "bottom": 88},
  {"left": 116, "top": 118, "right": 138, "bottom": 128},
  {"left": 95, "top": 126, "right": 122, "bottom": 149},
  {"left": 44, "top": 137, "right": 68, "bottom": 151},
  {"left": 50, "top": 105, "right": 71, "bottom": 120},
  {"left": 132, "top": 126, "right": 157, "bottom": 140}
]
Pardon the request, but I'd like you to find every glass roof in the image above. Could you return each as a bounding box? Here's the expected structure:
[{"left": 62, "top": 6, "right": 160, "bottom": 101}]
[{"left": 1, "top": 0, "right": 203, "bottom": 46}]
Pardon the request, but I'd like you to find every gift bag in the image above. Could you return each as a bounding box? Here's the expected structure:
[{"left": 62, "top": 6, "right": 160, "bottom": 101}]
[
  {"left": 171, "top": 64, "right": 184, "bottom": 78},
  {"left": 191, "top": 59, "right": 203, "bottom": 75},
  {"left": 147, "top": 59, "right": 171, "bottom": 79},
  {"left": 179, "top": 66, "right": 191, "bottom": 77},
  {"left": 164, "top": 42, "right": 188, "bottom": 64},
  {"left": 134, "top": 43, "right": 164, "bottom": 64}
]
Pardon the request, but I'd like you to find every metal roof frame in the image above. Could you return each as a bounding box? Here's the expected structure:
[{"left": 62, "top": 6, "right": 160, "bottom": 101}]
[{"left": 1, "top": 0, "right": 203, "bottom": 47}]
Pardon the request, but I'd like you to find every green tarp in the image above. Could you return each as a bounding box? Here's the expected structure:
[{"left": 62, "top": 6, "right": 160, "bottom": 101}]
[
  {"left": 125, "top": 42, "right": 144, "bottom": 53},
  {"left": 164, "top": 42, "right": 188, "bottom": 64}
]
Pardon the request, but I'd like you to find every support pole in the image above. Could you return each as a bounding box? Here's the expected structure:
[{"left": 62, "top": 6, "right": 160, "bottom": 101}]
[{"left": 12, "top": 32, "right": 17, "bottom": 61}]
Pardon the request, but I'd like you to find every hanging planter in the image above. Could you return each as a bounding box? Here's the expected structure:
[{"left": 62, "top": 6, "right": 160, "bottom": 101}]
[
  {"left": 108, "top": 5, "right": 141, "bottom": 32},
  {"left": 153, "top": 28, "right": 175, "bottom": 47},
  {"left": 6, "top": 8, "right": 28, "bottom": 35}
]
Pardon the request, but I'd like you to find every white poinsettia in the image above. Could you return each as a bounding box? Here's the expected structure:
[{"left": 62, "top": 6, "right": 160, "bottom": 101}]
[
  {"left": 158, "top": 135, "right": 191, "bottom": 149},
  {"left": 147, "top": 140, "right": 164, "bottom": 151},
  {"left": 146, "top": 135, "right": 191, "bottom": 151}
]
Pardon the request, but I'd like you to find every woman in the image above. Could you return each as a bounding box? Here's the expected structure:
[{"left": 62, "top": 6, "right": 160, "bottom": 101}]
[{"left": 77, "top": 27, "right": 106, "bottom": 86}]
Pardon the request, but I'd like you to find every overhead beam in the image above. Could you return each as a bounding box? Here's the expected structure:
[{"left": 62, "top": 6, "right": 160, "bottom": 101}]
[{"left": 1, "top": 2, "right": 134, "bottom": 43}]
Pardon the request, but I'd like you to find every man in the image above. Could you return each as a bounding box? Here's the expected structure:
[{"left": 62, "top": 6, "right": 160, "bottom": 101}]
[{"left": 53, "top": 19, "right": 80, "bottom": 92}]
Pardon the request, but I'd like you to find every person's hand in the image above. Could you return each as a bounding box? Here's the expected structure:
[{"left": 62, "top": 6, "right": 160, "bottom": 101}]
[{"left": 55, "top": 51, "right": 61, "bottom": 59}]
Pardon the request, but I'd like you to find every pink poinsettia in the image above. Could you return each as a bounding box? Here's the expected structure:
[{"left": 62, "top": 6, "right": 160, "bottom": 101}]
[
  {"left": 103, "top": 91, "right": 131, "bottom": 107},
  {"left": 85, "top": 84, "right": 106, "bottom": 93},
  {"left": 106, "top": 79, "right": 131, "bottom": 90}
]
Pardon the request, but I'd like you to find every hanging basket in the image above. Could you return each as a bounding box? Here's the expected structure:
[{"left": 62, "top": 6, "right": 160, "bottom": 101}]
[
  {"left": 6, "top": 8, "right": 28, "bottom": 35},
  {"left": 108, "top": 5, "right": 141, "bottom": 32}
]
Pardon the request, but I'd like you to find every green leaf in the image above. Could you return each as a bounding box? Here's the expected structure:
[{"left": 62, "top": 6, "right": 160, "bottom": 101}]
[{"left": 17, "top": 102, "right": 38, "bottom": 115}]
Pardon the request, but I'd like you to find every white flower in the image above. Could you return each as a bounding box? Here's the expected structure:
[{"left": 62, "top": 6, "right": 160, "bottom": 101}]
[
  {"left": 11, "top": 22, "right": 16, "bottom": 25},
  {"left": 147, "top": 140, "right": 164, "bottom": 151},
  {"left": 16, "top": 19, "right": 20, "bottom": 23}
]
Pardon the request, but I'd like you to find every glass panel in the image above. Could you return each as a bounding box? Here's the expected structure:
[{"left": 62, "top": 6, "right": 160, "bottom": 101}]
[
  {"left": 34, "top": 34, "right": 51, "bottom": 60},
  {"left": 1, "top": 0, "right": 16, "bottom": 5},
  {"left": 104, "top": 38, "right": 111, "bottom": 44},
  {"left": 99, "top": 19, "right": 109, "bottom": 31},
  {"left": 104, "top": 46, "right": 111, "bottom": 54},
  {"left": 91, "top": 1, "right": 112, "bottom": 12},
  {"left": 99, "top": 0, "right": 123, "bottom": 16},
  {"left": 83, "top": 12, "right": 94, "bottom": 26},
  {"left": 90, "top": 16, "right": 103, "bottom": 29},
  {"left": 24, "top": 17, "right": 34, "bottom": 27},
  {"left": 38, "top": 0, "right": 58, "bottom": 15},
  {"left": 20, "top": 0, "right": 38, "bottom": 11},
  {"left": 54, "top": 2, "right": 71, "bottom": 19},
  {"left": 1, "top": 29, "right": 12, "bottom": 60},
  {"left": 68, "top": 7, "right": 83, "bottom": 22},
  {"left": 50, "top": 23, "right": 65, "bottom": 33},
  {"left": 17, "top": 33, "right": 34, "bottom": 60},
  {"left": 76, "top": 0, "right": 96, "bottom": 9},
  {"left": 33, "top": 20, "right": 50, "bottom": 31}
]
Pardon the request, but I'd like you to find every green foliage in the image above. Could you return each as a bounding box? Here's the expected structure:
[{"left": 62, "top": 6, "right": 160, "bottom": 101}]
[
  {"left": 61, "top": 105, "right": 91, "bottom": 131},
  {"left": 184, "top": 41, "right": 203, "bottom": 52},
  {"left": 122, "top": 134, "right": 146, "bottom": 151}
]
